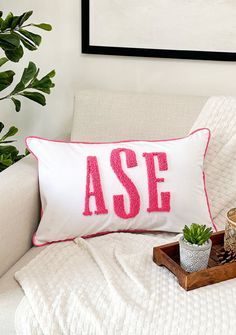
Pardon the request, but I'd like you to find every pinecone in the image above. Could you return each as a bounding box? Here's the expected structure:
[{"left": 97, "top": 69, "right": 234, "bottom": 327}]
[{"left": 216, "top": 248, "right": 236, "bottom": 264}]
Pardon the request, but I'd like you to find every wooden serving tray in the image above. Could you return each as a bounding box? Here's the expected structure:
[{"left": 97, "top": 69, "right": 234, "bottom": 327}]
[{"left": 153, "top": 231, "right": 236, "bottom": 291}]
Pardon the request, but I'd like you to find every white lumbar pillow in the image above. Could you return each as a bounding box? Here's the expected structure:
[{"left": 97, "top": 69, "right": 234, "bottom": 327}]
[{"left": 26, "top": 128, "right": 215, "bottom": 246}]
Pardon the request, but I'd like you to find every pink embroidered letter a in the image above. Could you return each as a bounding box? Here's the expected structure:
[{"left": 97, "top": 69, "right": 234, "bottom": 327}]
[
  {"left": 83, "top": 156, "right": 108, "bottom": 216},
  {"left": 143, "top": 152, "right": 170, "bottom": 212}
]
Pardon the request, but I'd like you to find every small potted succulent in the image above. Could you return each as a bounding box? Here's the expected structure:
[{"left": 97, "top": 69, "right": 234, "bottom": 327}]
[{"left": 179, "top": 223, "right": 213, "bottom": 272}]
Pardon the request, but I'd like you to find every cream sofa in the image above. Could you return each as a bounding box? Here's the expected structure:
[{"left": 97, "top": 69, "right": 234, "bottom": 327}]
[{"left": 0, "top": 90, "right": 207, "bottom": 334}]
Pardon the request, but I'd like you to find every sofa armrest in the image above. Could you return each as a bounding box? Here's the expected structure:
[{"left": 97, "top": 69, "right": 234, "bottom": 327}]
[{"left": 0, "top": 155, "right": 40, "bottom": 277}]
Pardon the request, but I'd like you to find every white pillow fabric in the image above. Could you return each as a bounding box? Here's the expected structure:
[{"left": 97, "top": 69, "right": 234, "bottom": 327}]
[{"left": 26, "top": 128, "right": 215, "bottom": 246}]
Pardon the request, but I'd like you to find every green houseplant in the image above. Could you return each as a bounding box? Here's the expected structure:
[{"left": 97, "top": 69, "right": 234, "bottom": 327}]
[
  {"left": 0, "top": 10, "right": 55, "bottom": 172},
  {"left": 179, "top": 223, "right": 213, "bottom": 273}
]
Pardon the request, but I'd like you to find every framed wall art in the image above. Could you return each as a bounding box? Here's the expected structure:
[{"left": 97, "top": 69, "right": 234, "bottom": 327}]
[{"left": 82, "top": 0, "right": 236, "bottom": 61}]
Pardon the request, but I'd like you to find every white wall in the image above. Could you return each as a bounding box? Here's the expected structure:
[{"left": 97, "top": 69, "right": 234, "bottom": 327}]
[{"left": 1, "top": 0, "right": 236, "bottom": 150}]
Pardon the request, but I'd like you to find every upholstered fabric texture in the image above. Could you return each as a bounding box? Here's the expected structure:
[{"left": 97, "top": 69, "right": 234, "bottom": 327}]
[
  {"left": 0, "top": 155, "right": 40, "bottom": 277},
  {"left": 0, "top": 246, "right": 45, "bottom": 335},
  {"left": 71, "top": 90, "right": 207, "bottom": 141}
]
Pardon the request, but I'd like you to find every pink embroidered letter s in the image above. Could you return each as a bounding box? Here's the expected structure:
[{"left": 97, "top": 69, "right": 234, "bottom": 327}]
[
  {"left": 83, "top": 156, "right": 108, "bottom": 216},
  {"left": 143, "top": 152, "right": 170, "bottom": 213},
  {"left": 110, "top": 148, "right": 140, "bottom": 219}
]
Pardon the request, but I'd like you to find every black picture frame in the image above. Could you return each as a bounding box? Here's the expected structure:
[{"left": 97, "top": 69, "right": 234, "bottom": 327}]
[{"left": 82, "top": 0, "right": 236, "bottom": 62}]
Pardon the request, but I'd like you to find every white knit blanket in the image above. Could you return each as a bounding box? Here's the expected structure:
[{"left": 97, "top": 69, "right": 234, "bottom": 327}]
[
  {"left": 191, "top": 96, "right": 236, "bottom": 229},
  {"left": 15, "top": 97, "right": 236, "bottom": 334}
]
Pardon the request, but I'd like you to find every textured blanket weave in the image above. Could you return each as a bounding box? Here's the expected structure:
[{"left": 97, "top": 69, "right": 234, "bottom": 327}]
[
  {"left": 191, "top": 96, "right": 236, "bottom": 229},
  {"left": 15, "top": 233, "right": 236, "bottom": 335},
  {"left": 15, "top": 97, "right": 236, "bottom": 334}
]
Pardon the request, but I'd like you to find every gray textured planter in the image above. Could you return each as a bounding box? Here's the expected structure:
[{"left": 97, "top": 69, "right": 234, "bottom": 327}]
[{"left": 179, "top": 236, "right": 212, "bottom": 273}]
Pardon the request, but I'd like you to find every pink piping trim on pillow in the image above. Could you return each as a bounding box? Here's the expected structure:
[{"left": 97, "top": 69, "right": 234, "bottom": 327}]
[
  {"left": 82, "top": 229, "right": 156, "bottom": 239},
  {"left": 202, "top": 128, "right": 211, "bottom": 159},
  {"left": 203, "top": 172, "right": 217, "bottom": 232},
  {"left": 197, "top": 129, "right": 217, "bottom": 232},
  {"left": 32, "top": 229, "right": 159, "bottom": 247},
  {"left": 25, "top": 128, "right": 210, "bottom": 148},
  {"left": 27, "top": 128, "right": 215, "bottom": 245},
  {"left": 32, "top": 233, "right": 74, "bottom": 247}
]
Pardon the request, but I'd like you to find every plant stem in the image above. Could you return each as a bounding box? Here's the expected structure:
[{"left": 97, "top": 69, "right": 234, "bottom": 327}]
[
  {"left": 0, "top": 94, "right": 11, "bottom": 101},
  {"left": 1, "top": 24, "right": 32, "bottom": 34},
  {"left": 0, "top": 82, "right": 32, "bottom": 101}
]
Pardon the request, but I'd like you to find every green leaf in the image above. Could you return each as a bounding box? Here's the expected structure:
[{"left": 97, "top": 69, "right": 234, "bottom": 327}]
[
  {"left": 0, "top": 126, "right": 18, "bottom": 142},
  {"left": 31, "top": 71, "right": 55, "bottom": 94},
  {"left": 19, "top": 11, "right": 33, "bottom": 26},
  {"left": 15, "top": 154, "right": 25, "bottom": 162},
  {"left": 31, "top": 80, "right": 49, "bottom": 93},
  {"left": 0, "top": 140, "right": 16, "bottom": 144},
  {"left": 47, "top": 69, "right": 56, "bottom": 78},
  {"left": 0, "top": 57, "right": 8, "bottom": 67},
  {"left": 0, "top": 142, "right": 26, "bottom": 171},
  {"left": 5, "top": 45, "right": 23, "bottom": 62},
  {"left": 32, "top": 23, "right": 52, "bottom": 31},
  {"left": 10, "top": 62, "right": 37, "bottom": 95},
  {"left": 0, "top": 122, "right": 27, "bottom": 169},
  {"left": 205, "top": 227, "right": 212, "bottom": 234},
  {"left": 10, "top": 81, "right": 25, "bottom": 95},
  {"left": 20, "top": 61, "right": 37, "bottom": 86},
  {"left": 19, "top": 91, "right": 46, "bottom": 106},
  {"left": 19, "top": 29, "right": 41, "bottom": 46},
  {"left": 0, "top": 155, "right": 13, "bottom": 167},
  {"left": 0, "top": 122, "right": 4, "bottom": 133},
  {"left": 1, "top": 12, "right": 13, "bottom": 31},
  {"left": 0, "top": 33, "right": 20, "bottom": 49},
  {"left": 11, "top": 97, "right": 21, "bottom": 112},
  {"left": 0, "top": 144, "right": 19, "bottom": 156},
  {"left": 198, "top": 239, "right": 205, "bottom": 246},
  {"left": 0, "top": 70, "right": 15, "bottom": 91},
  {"left": 15, "top": 32, "right": 37, "bottom": 51},
  {"left": 183, "top": 223, "right": 213, "bottom": 245},
  {"left": 11, "top": 16, "right": 21, "bottom": 30},
  {"left": 0, "top": 18, "right": 3, "bottom": 31}
]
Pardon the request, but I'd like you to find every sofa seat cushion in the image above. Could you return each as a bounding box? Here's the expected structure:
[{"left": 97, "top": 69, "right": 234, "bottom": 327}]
[{"left": 0, "top": 246, "right": 46, "bottom": 335}]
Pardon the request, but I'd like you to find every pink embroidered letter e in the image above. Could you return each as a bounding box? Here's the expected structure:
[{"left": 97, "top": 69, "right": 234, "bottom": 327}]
[{"left": 143, "top": 152, "right": 170, "bottom": 213}]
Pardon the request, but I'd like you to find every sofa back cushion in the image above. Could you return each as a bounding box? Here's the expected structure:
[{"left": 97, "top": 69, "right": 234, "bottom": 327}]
[{"left": 71, "top": 90, "right": 207, "bottom": 141}]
